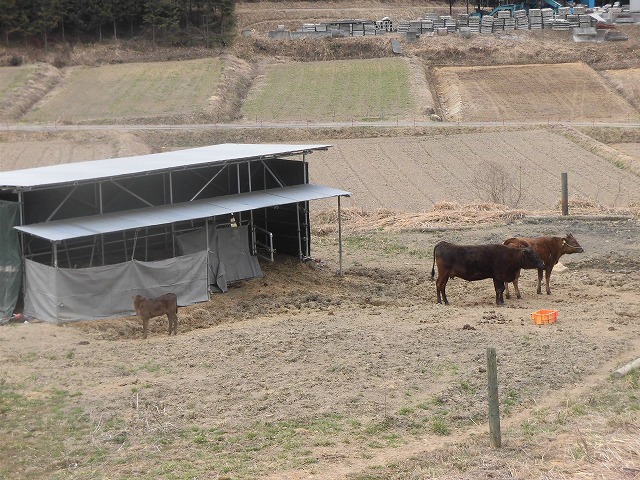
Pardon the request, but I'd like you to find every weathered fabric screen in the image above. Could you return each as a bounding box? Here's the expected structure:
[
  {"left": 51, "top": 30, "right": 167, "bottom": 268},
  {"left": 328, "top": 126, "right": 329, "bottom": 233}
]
[{"left": 23, "top": 252, "right": 209, "bottom": 323}]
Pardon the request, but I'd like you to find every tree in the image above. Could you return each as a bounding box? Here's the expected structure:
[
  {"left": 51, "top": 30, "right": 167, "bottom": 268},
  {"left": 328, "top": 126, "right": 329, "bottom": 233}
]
[
  {"left": 32, "top": 0, "right": 62, "bottom": 51},
  {"left": 143, "top": 0, "right": 179, "bottom": 47}
]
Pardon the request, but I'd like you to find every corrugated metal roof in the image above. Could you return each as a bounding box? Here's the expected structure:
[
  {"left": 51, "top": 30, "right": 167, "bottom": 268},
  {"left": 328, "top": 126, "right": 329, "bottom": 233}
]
[
  {"left": 0, "top": 143, "right": 331, "bottom": 190},
  {"left": 15, "top": 184, "right": 350, "bottom": 241}
]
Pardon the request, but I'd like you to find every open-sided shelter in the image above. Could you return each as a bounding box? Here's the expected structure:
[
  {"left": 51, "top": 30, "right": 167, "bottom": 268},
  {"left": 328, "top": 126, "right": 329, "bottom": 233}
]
[{"left": 0, "top": 143, "right": 350, "bottom": 322}]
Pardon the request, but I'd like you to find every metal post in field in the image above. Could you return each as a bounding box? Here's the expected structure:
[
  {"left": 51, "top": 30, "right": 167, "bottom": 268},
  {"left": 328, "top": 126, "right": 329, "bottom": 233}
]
[
  {"left": 561, "top": 172, "right": 568, "bottom": 216},
  {"left": 487, "top": 347, "right": 501, "bottom": 448}
]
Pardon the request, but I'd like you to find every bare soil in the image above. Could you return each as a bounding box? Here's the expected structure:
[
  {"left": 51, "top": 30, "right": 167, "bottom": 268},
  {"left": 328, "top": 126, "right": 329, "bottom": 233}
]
[{"left": 3, "top": 214, "right": 640, "bottom": 478}]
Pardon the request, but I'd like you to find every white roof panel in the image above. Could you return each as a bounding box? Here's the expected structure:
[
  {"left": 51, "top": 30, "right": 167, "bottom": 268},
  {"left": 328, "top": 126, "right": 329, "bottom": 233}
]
[
  {"left": 15, "top": 184, "right": 350, "bottom": 241},
  {"left": 0, "top": 143, "right": 331, "bottom": 190}
]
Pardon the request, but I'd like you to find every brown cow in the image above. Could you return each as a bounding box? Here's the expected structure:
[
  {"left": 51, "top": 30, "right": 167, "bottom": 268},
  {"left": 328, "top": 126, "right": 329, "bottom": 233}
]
[
  {"left": 133, "top": 293, "right": 178, "bottom": 339},
  {"left": 503, "top": 233, "right": 584, "bottom": 298},
  {"left": 431, "top": 241, "right": 545, "bottom": 305}
]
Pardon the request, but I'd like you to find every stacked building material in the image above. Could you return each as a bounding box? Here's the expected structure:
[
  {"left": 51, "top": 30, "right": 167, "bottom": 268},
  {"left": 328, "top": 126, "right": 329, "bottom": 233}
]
[
  {"left": 515, "top": 9, "right": 529, "bottom": 29},
  {"left": 566, "top": 14, "right": 580, "bottom": 27},
  {"left": 396, "top": 21, "right": 411, "bottom": 33},
  {"left": 468, "top": 15, "right": 481, "bottom": 33},
  {"left": 504, "top": 17, "right": 516, "bottom": 30},
  {"left": 443, "top": 16, "right": 458, "bottom": 32},
  {"left": 481, "top": 14, "right": 495, "bottom": 33},
  {"left": 552, "top": 18, "right": 572, "bottom": 30},
  {"left": 541, "top": 8, "right": 554, "bottom": 28},
  {"left": 497, "top": 10, "right": 512, "bottom": 18},
  {"left": 529, "top": 9, "right": 543, "bottom": 29},
  {"left": 579, "top": 14, "right": 593, "bottom": 27},
  {"left": 419, "top": 19, "right": 435, "bottom": 33}
]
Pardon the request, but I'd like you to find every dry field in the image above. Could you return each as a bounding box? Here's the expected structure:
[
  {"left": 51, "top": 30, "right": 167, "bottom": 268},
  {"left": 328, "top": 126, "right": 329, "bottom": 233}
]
[
  {"left": 434, "top": 63, "right": 640, "bottom": 123},
  {"left": 1, "top": 2, "right": 640, "bottom": 479}
]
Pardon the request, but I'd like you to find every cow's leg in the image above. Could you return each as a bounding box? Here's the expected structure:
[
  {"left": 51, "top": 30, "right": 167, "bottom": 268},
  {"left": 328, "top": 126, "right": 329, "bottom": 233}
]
[
  {"left": 169, "top": 313, "right": 178, "bottom": 335},
  {"left": 513, "top": 269, "right": 522, "bottom": 299},
  {"left": 493, "top": 279, "right": 505, "bottom": 305},
  {"left": 436, "top": 276, "right": 449, "bottom": 305},
  {"left": 545, "top": 267, "right": 553, "bottom": 295},
  {"left": 142, "top": 317, "right": 149, "bottom": 339},
  {"left": 536, "top": 268, "right": 544, "bottom": 294}
]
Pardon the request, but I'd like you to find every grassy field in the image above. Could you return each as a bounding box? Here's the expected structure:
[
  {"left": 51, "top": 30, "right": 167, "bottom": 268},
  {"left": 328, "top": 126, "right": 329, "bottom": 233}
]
[
  {"left": 21, "top": 58, "right": 224, "bottom": 124},
  {"left": 0, "top": 65, "right": 35, "bottom": 99},
  {"left": 241, "top": 58, "right": 417, "bottom": 122}
]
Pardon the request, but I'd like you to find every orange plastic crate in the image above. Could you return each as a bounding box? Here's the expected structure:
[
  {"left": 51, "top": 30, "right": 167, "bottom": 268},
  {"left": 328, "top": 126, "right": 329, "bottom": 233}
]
[{"left": 531, "top": 309, "right": 558, "bottom": 325}]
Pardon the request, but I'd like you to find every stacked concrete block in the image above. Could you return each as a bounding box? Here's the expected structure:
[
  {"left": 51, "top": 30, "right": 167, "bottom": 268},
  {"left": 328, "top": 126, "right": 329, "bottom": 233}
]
[
  {"left": 529, "top": 9, "right": 543, "bottom": 29},
  {"left": 443, "top": 16, "right": 457, "bottom": 32},
  {"left": 579, "top": 14, "right": 593, "bottom": 27},
  {"left": 566, "top": 14, "right": 580, "bottom": 27},
  {"left": 541, "top": 8, "right": 554, "bottom": 28},
  {"left": 468, "top": 16, "right": 480, "bottom": 33},
  {"left": 552, "top": 19, "right": 572, "bottom": 30},
  {"left": 481, "top": 14, "right": 495, "bottom": 33}
]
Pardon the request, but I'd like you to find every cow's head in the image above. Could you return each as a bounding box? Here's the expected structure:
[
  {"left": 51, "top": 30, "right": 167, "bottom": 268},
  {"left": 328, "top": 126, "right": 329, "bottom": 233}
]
[
  {"left": 562, "top": 233, "right": 584, "bottom": 254},
  {"left": 521, "top": 247, "right": 545, "bottom": 270},
  {"left": 133, "top": 295, "right": 143, "bottom": 308}
]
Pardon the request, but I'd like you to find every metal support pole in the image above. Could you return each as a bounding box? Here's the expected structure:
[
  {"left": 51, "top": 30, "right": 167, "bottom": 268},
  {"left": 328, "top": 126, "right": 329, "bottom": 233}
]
[
  {"left": 53, "top": 242, "right": 58, "bottom": 268},
  {"left": 338, "top": 196, "right": 344, "bottom": 276},
  {"left": 296, "top": 202, "right": 303, "bottom": 260},
  {"left": 205, "top": 218, "right": 211, "bottom": 298},
  {"left": 169, "top": 172, "right": 176, "bottom": 256},
  {"left": 487, "top": 347, "right": 501, "bottom": 448},
  {"left": 561, "top": 173, "right": 568, "bottom": 216},
  {"left": 99, "top": 182, "right": 105, "bottom": 265},
  {"left": 18, "top": 191, "right": 26, "bottom": 301}
]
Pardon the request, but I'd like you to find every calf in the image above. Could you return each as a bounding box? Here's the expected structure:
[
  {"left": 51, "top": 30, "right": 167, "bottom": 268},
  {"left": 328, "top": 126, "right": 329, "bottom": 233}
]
[
  {"left": 431, "top": 241, "right": 545, "bottom": 305},
  {"left": 503, "top": 233, "right": 584, "bottom": 298},
  {"left": 133, "top": 293, "right": 178, "bottom": 339}
]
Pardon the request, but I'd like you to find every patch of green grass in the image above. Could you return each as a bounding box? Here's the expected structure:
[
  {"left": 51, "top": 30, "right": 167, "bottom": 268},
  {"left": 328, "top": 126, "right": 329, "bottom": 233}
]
[
  {"left": 0, "top": 65, "right": 35, "bottom": 97},
  {"left": 502, "top": 388, "right": 519, "bottom": 415},
  {"left": 22, "top": 58, "right": 223, "bottom": 124},
  {"left": 242, "top": 58, "right": 416, "bottom": 122},
  {"left": 0, "top": 383, "right": 96, "bottom": 479},
  {"left": 430, "top": 416, "right": 450, "bottom": 436}
]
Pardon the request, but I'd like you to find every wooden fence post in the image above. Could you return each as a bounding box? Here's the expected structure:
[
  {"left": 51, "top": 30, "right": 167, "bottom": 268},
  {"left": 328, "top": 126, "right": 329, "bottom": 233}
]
[
  {"left": 561, "top": 173, "right": 568, "bottom": 216},
  {"left": 487, "top": 347, "right": 501, "bottom": 448}
]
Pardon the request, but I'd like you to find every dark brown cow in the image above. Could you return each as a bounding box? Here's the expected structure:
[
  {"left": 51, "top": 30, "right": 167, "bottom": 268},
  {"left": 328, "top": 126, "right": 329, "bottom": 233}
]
[
  {"left": 133, "top": 293, "right": 178, "bottom": 339},
  {"left": 431, "top": 241, "right": 545, "bottom": 305},
  {"left": 503, "top": 233, "right": 584, "bottom": 298}
]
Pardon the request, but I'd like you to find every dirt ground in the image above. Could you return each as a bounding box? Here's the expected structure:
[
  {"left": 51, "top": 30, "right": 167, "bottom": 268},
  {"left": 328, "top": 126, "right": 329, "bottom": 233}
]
[{"left": 2, "top": 213, "right": 640, "bottom": 478}]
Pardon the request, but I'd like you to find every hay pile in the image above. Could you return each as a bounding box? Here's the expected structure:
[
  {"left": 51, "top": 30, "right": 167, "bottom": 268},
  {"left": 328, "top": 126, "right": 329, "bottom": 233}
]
[
  {"left": 312, "top": 202, "right": 526, "bottom": 234},
  {"left": 312, "top": 201, "right": 639, "bottom": 235}
]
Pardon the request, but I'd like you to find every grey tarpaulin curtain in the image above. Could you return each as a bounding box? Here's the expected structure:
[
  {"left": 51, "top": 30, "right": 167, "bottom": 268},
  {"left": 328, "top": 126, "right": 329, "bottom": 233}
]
[
  {"left": 177, "top": 224, "right": 263, "bottom": 293},
  {"left": 0, "top": 200, "right": 22, "bottom": 319},
  {"left": 23, "top": 251, "right": 209, "bottom": 323}
]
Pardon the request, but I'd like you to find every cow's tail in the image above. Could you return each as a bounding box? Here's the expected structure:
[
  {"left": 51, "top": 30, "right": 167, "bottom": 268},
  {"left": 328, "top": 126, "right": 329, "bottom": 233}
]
[{"left": 431, "top": 244, "right": 438, "bottom": 280}]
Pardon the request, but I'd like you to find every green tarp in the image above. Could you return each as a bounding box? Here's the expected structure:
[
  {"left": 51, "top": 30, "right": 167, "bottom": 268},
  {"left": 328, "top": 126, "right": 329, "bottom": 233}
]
[{"left": 0, "top": 200, "right": 22, "bottom": 319}]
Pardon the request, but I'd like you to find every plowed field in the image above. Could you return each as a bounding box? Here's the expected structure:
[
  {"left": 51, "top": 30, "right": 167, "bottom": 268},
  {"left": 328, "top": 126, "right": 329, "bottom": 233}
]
[{"left": 434, "top": 63, "right": 640, "bottom": 123}]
